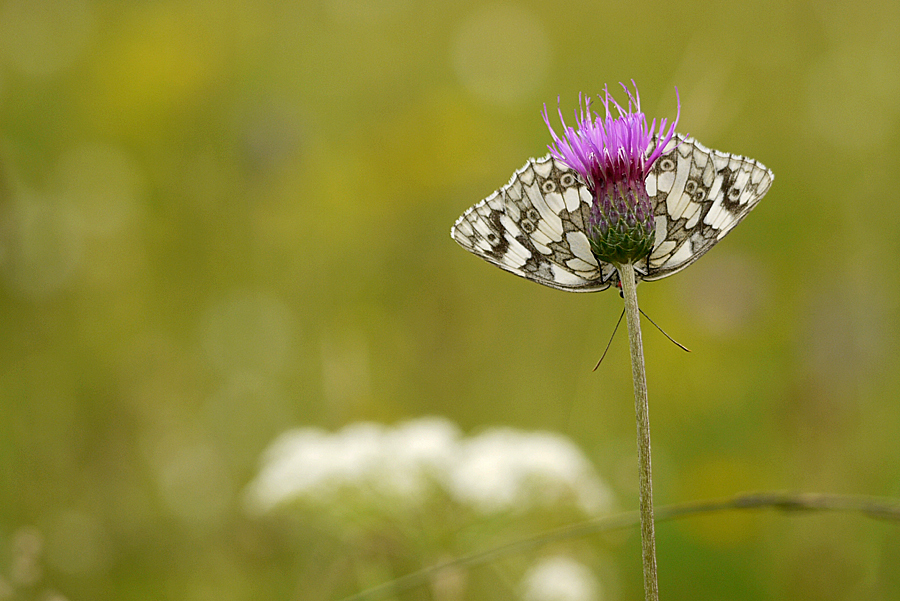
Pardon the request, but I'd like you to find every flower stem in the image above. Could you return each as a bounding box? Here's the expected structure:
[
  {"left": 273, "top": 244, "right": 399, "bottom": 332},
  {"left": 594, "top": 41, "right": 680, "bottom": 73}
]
[{"left": 616, "top": 262, "right": 659, "bottom": 601}]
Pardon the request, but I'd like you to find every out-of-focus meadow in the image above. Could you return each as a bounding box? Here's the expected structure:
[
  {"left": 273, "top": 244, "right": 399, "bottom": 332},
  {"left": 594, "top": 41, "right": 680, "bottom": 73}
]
[{"left": 1, "top": 0, "right": 899, "bottom": 599}]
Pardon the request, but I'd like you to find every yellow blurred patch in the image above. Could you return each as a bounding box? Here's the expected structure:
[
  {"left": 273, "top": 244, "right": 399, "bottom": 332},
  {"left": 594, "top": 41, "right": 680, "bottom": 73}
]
[
  {"left": 85, "top": 3, "right": 228, "bottom": 136},
  {"left": 376, "top": 90, "right": 503, "bottom": 194},
  {"left": 675, "top": 457, "right": 765, "bottom": 548}
]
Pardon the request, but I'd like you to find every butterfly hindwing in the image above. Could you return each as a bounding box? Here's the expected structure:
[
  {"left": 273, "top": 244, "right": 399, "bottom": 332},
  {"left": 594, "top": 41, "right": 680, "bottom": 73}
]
[{"left": 451, "top": 155, "right": 615, "bottom": 292}]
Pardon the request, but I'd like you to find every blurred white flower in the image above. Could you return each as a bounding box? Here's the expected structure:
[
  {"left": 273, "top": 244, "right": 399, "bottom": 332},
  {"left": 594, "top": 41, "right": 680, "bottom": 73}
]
[
  {"left": 380, "top": 417, "right": 462, "bottom": 497},
  {"left": 245, "top": 418, "right": 612, "bottom": 517},
  {"left": 521, "top": 555, "right": 601, "bottom": 601},
  {"left": 245, "top": 417, "right": 460, "bottom": 513},
  {"left": 449, "top": 428, "right": 612, "bottom": 514}
]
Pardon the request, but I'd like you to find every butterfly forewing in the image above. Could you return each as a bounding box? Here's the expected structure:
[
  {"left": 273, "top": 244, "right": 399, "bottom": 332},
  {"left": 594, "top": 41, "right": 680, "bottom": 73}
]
[
  {"left": 643, "top": 135, "right": 774, "bottom": 281},
  {"left": 451, "top": 135, "right": 773, "bottom": 292},
  {"left": 451, "top": 155, "right": 614, "bottom": 292}
]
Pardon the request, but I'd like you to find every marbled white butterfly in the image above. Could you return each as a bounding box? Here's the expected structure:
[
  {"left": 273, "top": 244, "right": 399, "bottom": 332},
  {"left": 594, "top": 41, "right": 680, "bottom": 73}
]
[{"left": 451, "top": 135, "right": 773, "bottom": 292}]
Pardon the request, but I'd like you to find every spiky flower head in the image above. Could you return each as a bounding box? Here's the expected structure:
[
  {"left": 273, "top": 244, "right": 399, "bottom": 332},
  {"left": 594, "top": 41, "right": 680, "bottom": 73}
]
[{"left": 542, "top": 81, "right": 680, "bottom": 265}]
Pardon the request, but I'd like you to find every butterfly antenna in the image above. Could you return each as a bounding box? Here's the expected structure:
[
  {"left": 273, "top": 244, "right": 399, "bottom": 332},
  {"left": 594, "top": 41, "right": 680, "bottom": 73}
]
[
  {"left": 639, "top": 308, "right": 691, "bottom": 353},
  {"left": 593, "top": 308, "right": 626, "bottom": 371}
]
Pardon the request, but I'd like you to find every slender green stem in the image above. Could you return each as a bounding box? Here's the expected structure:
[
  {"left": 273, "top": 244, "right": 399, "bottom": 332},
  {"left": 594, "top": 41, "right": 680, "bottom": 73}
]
[{"left": 616, "top": 262, "right": 659, "bottom": 601}]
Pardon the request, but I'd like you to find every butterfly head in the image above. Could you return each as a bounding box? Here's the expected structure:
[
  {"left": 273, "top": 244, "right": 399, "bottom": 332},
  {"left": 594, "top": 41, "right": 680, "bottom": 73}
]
[{"left": 542, "top": 81, "right": 680, "bottom": 265}]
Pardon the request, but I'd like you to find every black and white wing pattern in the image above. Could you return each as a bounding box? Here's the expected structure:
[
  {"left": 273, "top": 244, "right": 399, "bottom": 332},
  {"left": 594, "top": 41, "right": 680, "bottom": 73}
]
[
  {"left": 641, "top": 135, "right": 774, "bottom": 281},
  {"left": 450, "top": 135, "right": 773, "bottom": 292},
  {"left": 451, "top": 155, "right": 614, "bottom": 292}
]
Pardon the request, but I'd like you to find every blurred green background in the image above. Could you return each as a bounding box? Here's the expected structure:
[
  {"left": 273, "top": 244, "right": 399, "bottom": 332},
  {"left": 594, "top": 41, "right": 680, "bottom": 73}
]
[{"left": 1, "top": 0, "right": 899, "bottom": 599}]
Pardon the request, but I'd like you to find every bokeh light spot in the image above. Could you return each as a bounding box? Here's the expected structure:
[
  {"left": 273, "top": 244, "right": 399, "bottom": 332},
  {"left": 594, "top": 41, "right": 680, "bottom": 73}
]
[
  {"left": 156, "top": 444, "right": 233, "bottom": 527},
  {"left": 452, "top": 4, "right": 550, "bottom": 107},
  {"left": 0, "top": 189, "right": 83, "bottom": 299},
  {"left": 54, "top": 143, "right": 145, "bottom": 238},
  {"left": 199, "top": 290, "right": 295, "bottom": 376}
]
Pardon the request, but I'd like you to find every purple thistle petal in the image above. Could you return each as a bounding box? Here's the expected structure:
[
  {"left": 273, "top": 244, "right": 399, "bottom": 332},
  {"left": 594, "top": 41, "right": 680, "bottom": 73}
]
[{"left": 544, "top": 82, "right": 680, "bottom": 191}]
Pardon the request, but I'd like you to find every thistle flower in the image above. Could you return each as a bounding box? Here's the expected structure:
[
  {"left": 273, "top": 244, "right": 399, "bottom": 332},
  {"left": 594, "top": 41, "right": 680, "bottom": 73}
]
[{"left": 542, "top": 82, "right": 680, "bottom": 265}]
